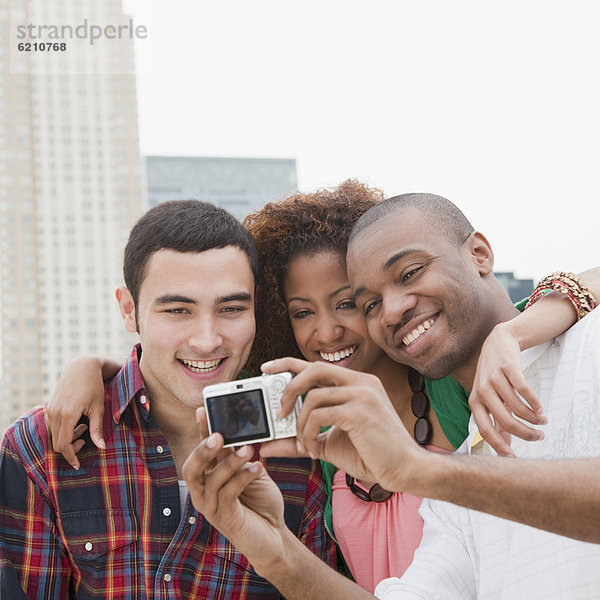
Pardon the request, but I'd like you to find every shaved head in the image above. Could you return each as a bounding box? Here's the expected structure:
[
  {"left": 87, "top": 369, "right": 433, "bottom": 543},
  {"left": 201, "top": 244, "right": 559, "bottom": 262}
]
[{"left": 349, "top": 193, "right": 474, "bottom": 248}]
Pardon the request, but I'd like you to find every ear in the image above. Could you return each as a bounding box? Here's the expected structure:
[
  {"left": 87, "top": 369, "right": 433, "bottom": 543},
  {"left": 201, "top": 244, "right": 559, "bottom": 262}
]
[
  {"left": 467, "top": 232, "right": 494, "bottom": 276},
  {"left": 115, "top": 286, "right": 138, "bottom": 333}
]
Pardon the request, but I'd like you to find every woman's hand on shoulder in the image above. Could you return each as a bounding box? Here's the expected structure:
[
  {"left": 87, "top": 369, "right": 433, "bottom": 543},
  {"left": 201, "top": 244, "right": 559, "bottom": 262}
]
[
  {"left": 45, "top": 355, "right": 120, "bottom": 469},
  {"left": 469, "top": 322, "right": 547, "bottom": 457}
]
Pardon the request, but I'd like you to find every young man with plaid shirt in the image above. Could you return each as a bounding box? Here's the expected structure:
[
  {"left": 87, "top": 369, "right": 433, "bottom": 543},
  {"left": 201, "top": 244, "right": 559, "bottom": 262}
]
[{"left": 0, "top": 200, "right": 335, "bottom": 599}]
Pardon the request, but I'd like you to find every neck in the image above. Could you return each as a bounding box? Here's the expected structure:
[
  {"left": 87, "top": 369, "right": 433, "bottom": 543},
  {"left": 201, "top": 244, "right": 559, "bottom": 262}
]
[
  {"left": 151, "top": 400, "right": 202, "bottom": 477},
  {"left": 369, "top": 353, "right": 411, "bottom": 416},
  {"left": 138, "top": 366, "right": 202, "bottom": 473},
  {"left": 453, "top": 297, "right": 520, "bottom": 392},
  {"left": 151, "top": 401, "right": 200, "bottom": 441}
]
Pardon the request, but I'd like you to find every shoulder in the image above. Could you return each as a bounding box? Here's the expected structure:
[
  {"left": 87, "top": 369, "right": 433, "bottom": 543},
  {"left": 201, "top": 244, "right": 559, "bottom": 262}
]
[
  {"left": 523, "top": 307, "right": 600, "bottom": 372},
  {"left": 2, "top": 404, "right": 49, "bottom": 460},
  {"left": 567, "top": 306, "right": 600, "bottom": 344},
  {"left": 1, "top": 405, "right": 51, "bottom": 493}
]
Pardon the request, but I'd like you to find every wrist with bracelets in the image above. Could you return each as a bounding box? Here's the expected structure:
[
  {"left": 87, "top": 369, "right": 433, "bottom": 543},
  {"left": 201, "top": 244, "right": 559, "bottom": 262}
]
[{"left": 524, "top": 271, "right": 597, "bottom": 320}]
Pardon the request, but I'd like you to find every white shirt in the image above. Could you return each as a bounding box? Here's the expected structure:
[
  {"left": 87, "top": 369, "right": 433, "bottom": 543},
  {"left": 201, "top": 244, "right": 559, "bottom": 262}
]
[{"left": 375, "top": 308, "right": 600, "bottom": 600}]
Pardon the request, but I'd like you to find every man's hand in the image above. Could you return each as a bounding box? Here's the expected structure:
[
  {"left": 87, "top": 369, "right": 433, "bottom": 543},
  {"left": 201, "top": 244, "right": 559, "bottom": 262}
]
[
  {"left": 45, "top": 356, "right": 108, "bottom": 469},
  {"left": 261, "top": 357, "right": 426, "bottom": 493},
  {"left": 182, "top": 409, "right": 292, "bottom": 575},
  {"left": 469, "top": 322, "right": 547, "bottom": 457}
]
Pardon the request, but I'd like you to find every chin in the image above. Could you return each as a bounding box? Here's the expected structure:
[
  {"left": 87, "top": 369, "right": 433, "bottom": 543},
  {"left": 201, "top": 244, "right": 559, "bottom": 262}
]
[{"left": 418, "top": 353, "right": 464, "bottom": 381}]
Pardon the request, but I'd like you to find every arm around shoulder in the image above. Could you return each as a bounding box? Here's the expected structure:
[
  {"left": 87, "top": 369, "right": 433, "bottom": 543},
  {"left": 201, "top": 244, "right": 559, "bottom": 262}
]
[{"left": 45, "top": 354, "right": 123, "bottom": 469}]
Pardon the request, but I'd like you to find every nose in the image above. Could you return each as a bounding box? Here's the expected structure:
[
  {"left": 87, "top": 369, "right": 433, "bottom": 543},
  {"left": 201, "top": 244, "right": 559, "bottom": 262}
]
[
  {"left": 380, "top": 288, "right": 417, "bottom": 331},
  {"left": 313, "top": 314, "right": 344, "bottom": 346},
  {"left": 187, "top": 315, "right": 223, "bottom": 355}
]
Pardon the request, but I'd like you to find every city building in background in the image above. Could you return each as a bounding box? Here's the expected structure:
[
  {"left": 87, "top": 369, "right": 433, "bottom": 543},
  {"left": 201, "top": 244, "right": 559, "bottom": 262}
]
[
  {"left": 146, "top": 155, "right": 297, "bottom": 220},
  {"left": 0, "top": 0, "right": 144, "bottom": 433},
  {"left": 495, "top": 272, "right": 535, "bottom": 303}
]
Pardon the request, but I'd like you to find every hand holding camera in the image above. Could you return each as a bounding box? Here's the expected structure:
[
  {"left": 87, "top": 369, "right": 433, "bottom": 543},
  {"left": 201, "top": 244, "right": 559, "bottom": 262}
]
[{"left": 203, "top": 372, "right": 301, "bottom": 447}]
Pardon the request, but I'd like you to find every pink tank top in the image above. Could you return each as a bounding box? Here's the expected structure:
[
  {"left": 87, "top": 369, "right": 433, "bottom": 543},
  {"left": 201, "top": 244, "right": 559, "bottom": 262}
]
[{"left": 331, "top": 445, "right": 451, "bottom": 594}]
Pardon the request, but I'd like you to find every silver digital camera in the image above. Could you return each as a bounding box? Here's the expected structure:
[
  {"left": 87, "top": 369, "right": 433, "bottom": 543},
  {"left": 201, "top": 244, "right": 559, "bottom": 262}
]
[{"left": 203, "top": 371, "right": 301, "bottom": 447}]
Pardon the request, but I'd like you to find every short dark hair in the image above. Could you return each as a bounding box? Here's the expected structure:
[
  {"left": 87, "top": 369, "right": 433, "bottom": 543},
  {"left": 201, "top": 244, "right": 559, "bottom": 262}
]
[
  {"left": 124, "top": 199, "right": 259, "bottom": 308},
  {"left": 349, "top": 192, "right": 474, "bottom": 247}
]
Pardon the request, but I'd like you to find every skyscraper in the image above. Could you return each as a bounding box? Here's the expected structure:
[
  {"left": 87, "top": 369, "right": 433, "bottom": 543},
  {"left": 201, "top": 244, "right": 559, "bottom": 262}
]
[{"left": 0, "top": 0, "right": 144, "bottom": 433}]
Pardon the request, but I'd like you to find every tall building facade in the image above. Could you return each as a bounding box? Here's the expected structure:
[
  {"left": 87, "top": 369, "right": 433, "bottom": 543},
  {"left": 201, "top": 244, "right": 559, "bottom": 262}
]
[
  {"left": 146, "top": 156, "right": 297, "bottom": 221},
  {"left": 0, "top": 0, "right": 144, "bottom": 433}
]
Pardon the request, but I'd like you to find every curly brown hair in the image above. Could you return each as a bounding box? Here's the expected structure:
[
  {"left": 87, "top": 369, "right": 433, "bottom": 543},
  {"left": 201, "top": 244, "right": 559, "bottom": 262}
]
[{"left": 243, "top": 179, "right": 384, "bottom": 373}]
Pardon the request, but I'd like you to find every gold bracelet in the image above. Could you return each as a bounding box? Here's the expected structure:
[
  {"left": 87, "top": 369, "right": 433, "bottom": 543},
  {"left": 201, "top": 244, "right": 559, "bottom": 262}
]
[{"left": 524, "top": 271, "right": 596, "bottom": 320}]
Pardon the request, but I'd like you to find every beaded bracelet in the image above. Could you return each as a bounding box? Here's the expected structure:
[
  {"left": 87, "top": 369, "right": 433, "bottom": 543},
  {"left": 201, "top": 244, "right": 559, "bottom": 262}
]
[{"left": 524, "top": 271, "right": 597, "bottom": 320}]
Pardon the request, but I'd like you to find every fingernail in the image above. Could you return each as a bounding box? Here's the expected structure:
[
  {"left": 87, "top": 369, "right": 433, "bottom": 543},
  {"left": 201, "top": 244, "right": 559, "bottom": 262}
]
[
  {"left": 206, "top": 434, "right": 218, "bottom": 448},
  {"left": 72, "top": 464, "right": 80, "bottom": 471},
  {"left": 249, "top": 462, "right": 260, "bottom": 472},
  {"left": 98, "top": 438, "right": 106, "bottom": 450},
  {"left": 261, "top": 360, "right": 274, "bottom": 369},
  {"left": 276, "top": 405, "right": 283, "bottom": 417},
  {"left": 296, "top": 440, "right": 304, "bottom": 454},
  {"left": 236, "top": 445, "right": 250, "bottom": 458},
  {"left": 537, "top": 431, "right": 545, "bottom": 440},
  {"left": 539, "top": 416, "right": 548, "bottom": 425}
]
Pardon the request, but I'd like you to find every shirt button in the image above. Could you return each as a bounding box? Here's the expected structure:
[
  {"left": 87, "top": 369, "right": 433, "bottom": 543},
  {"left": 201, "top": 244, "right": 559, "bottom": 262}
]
[
  {"left": 84, "top": 542, "right": 93, "bottom": 551},
  {"left": 163, "top": 507, "right": 171, "bottom": 517},
  {"left": 188, "top": 516, "right": 196, "bottom": 525},
  {"left": 156, "top": 445, "right": 164, "bottom": 454},
  {"left": 163, "top": 573, "right": 172, "bottom": 582},
  {"left": 140, "top": 395, "right": 147, "bottom": 405}
]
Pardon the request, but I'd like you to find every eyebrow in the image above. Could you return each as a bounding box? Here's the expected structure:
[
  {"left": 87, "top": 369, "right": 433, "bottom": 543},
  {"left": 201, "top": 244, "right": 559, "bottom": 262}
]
[
  {"left": 353, "top": 249, "right": 420, "bottom": 301},
  {"left": 216, "top": 292, "right": 253, "bottom": 304},
  {"left": 155, "top": 294, "right": 196, "bottom": 305},
  {"left": 287, "top": 284, "right": 352, "bottom": 304},
  {"left": 154, "top": 292, "right": 253, "bottom": 305},
  {"left": 383, "top": 249, "right": 420, "bottom": 271}
]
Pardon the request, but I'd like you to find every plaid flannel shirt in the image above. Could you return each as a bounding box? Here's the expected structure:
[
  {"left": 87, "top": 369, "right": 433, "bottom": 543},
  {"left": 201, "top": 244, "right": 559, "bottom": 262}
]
[{"left": 0, "top": 345, "right": 335, "bottom": 599}]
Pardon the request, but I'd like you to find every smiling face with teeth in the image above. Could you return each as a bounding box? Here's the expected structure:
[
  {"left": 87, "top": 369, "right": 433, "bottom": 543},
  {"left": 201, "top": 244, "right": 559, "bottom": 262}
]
[
  {"left": 283, "top": 250, "right": 393, "bottom": 375},
  {"left": 118, "top": 247, "right": 256, "bottom": 417},
  {"left": 348, "top": 206, "right": 503, "bottom": 383}
]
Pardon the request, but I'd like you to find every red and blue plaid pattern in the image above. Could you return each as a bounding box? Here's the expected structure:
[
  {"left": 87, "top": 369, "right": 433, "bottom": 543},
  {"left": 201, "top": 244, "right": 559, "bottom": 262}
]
[{"left": 0, "top": 345, "right": 335, "bottom": 599}]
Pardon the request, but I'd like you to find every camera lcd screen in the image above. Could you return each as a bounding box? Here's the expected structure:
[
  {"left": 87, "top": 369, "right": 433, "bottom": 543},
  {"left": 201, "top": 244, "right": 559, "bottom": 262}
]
[{"left": 204, "top": 389, "right": 271, "bottom": 445}]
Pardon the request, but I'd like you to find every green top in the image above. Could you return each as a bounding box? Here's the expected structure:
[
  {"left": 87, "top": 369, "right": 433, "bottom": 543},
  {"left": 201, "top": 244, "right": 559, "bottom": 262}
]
[{"left": 322, "top": 297, "right": 530, "bottom": 553}]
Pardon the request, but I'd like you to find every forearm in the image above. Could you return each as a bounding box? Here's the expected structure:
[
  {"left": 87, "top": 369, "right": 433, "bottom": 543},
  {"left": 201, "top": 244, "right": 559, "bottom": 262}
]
[
  {"left": 252, "top": 527, "right": 374, "bottom": 600},
  {"left": 507, "top": 267, "right": 600, "bottom": 350},
  {"left": 411, "top": 452, "right": 600, "bottom": 543},
  {"left": 100, "top": 356, "right": 124, "bottom": 379}
]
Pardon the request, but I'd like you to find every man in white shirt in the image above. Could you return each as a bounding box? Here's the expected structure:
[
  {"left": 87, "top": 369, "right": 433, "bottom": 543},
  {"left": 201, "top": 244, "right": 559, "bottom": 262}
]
[
  {"left": 182, "top": 193, "right": 600, "bottom": 599},
  {"left": 376, "top": 305, "right": 600, "bottom": 599}
]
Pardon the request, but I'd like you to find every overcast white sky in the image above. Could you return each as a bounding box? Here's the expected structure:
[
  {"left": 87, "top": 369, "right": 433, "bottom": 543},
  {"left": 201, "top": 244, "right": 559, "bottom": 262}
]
[{"left": 122, "top": 0, "right": 600, "bottom": 280}]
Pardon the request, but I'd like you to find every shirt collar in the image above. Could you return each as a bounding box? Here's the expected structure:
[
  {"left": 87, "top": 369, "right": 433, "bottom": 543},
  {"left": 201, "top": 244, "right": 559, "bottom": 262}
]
[{"left": 108, "top": 343, "right": 151, "bottom": 425}]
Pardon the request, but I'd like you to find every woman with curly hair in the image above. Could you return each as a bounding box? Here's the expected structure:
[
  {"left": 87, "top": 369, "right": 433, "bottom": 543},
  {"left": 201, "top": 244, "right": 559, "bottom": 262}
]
[{"left": 243, "top": 180, "right": 460, "bottom": 592}]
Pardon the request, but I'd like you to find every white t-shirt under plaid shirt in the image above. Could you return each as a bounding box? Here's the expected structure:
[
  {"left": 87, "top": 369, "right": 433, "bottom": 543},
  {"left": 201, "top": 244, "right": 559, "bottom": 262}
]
[{"left": 376, "top": 307, "right": 600, "bottom": 600}]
